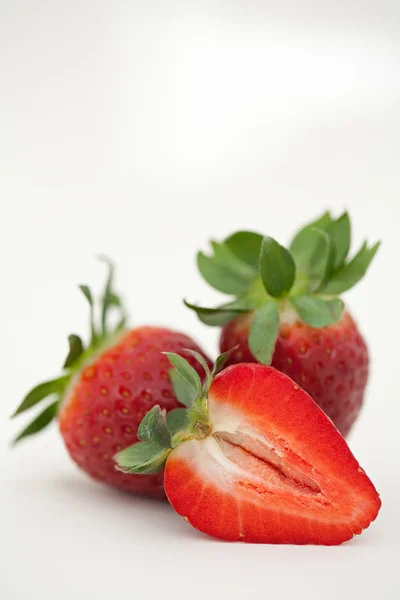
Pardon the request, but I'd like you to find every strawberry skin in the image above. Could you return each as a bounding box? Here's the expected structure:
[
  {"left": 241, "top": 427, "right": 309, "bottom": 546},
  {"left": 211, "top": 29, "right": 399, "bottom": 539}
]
[
  {"left": 220, "top": 311, "right": 368, "bottom": 437},
  {"left": 164, "top": 363, "right": 380, "bottom": 545},
  {"left": 59, "top": 326, "right": 210, "bottom": 498}
]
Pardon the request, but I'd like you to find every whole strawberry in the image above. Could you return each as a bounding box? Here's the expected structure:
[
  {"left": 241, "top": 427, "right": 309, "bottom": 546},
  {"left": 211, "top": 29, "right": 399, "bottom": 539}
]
[
  {"left": 12, "top": 259, "right": 211, "bottom": 498},
  {"left": 186, "top": 212, "right": 379, "bottom": 436}
]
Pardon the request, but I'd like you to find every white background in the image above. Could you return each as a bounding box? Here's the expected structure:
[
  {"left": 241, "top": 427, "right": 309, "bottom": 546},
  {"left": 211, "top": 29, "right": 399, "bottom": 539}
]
[{"left": 1, "top": 2, "right": 399, "bottom": 599}]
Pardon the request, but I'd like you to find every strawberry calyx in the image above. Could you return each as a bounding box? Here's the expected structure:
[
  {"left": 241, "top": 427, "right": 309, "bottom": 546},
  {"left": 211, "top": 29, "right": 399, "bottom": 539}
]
[
  {"left": 11, "top": 257, "right": 128, "bottom": 444},
  {"left": 115, "top": 349, "right": 235, "bottom": 475},
  {"left": 185, "top": 210, "right": 380, "bottom": 365}
]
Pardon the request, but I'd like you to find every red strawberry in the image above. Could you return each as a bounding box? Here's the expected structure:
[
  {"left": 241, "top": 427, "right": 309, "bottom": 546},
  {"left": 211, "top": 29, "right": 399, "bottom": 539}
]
[
  {"left": 185, "top": 211, "right": 379, "bottom": 436},
  {"left": 11, "top": 259, "right": 211, "bottom": 498},
  {"left": 116, "top": 354, "right": 381, "bottom": 545}
]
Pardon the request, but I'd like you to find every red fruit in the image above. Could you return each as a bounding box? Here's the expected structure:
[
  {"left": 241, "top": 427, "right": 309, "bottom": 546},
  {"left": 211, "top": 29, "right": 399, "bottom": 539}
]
[
  {"left": 12, "top": 260, "right": 211, "bottom": 498},
  {"left": 58, "top": 326, "right": 210, "bottom": 497},
  {"left": 220, "top": 311, "right": 368, "bottom": 437},
  {"left": 117, "top": 358, "right": 381, "bottom": 545},
  {"left": 186, "top": 211, "right": 379, "bottom": 435}
]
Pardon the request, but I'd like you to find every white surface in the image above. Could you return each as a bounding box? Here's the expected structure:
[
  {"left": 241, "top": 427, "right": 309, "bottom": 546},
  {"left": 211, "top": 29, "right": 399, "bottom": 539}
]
[{"left": 1, "top": 2, "right": 399, "bottom": 599}]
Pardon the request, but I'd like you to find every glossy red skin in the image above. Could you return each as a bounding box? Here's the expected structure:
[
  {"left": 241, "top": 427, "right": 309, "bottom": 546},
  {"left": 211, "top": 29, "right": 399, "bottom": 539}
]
[
  {"left": 220, "top": 310, "right": 368, "bottom": 436},
  {"left": 165, "top": 364, "right": 381, "bottom": 545},
  {"left": 59, "top": 327, "right": 211, "bottom": 498}
]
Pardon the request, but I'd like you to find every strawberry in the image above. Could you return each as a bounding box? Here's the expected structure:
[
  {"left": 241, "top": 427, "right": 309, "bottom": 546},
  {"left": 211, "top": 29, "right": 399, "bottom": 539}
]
[
  {"left": 115, "top": 353, "right": 381, "bottom": 545},
  {"left": 185, "top": 211, "right": 379, "bottom": 436},
  {"left": 11, "top": 259, "right": 211, "bottom": 498}
]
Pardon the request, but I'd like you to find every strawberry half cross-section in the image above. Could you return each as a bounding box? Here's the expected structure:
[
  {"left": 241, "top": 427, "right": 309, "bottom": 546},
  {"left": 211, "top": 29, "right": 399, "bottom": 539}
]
[{"left": 115, "top": 351, "right": 381, "bottom": 545}]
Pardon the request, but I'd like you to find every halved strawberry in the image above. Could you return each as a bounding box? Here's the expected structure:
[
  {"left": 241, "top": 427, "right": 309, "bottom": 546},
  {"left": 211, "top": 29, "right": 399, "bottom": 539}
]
[{"left": 115, "top": 353, "right": 381, "bottom": 545}]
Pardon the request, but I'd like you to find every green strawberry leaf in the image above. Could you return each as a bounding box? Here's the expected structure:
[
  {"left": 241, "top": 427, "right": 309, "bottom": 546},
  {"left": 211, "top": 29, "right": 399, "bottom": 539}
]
[
  {"left": 166, "top": 408, "right": 188, "bottom": 437},
  {"left": 329, "top": 212, "right": 351, "bottom": 270},
  {"left": 99, "top": 255, "right": 115, "bottom": 336},
  {"left": 259, "top": 237, "right": 296, "bottom": 298},
  {"left": 169, "top": 368, "right": 196, "bottom": 407},
  {"left": 79, "top": 284, "right": 98, "bottom": 344},
  {"left": 222, "top": 298, "right": 258, "bottom": 311},
  {"left": 290, "top": 227, "right": 331, "bottom": 292},
  {"left": 291, "top": 211, "right": 333, "bottom": 239},
  {"left": 79, "top": 284, "right": 93, "bottom": 304},
  {"left": 185, "top": 305, "right": 238, "bottom": 327},
  {"left": 312, "top": 211, "right": 334, "bottom": 230},
  {"left": 320, "top": 241, "right": 380, "bottom": 295},
  {"left": 183, "top": 349, "right": 212, "bottom": 392},
  {"left": 197, "top": 251, "right": 253, "bottom": 296},
  {"left": 163, "top": 352, "right": 203, "bottom": 400},
  {"left": 210, "top": 241, "right": 257, "bottom": 279},
  {"left": 248, "top": 299, "right": 280, "bottom": 365},
  {"left": 224, "top": 231, "right": 264, "bottom": 269},
  {"left": 115, "top": 442, "right": 170, "bottom": 474},
  {"left": 98, "top": 255, "right": 127, "bottom": 337},
  {"left": 291, "top": 296, "right": 344, "bottom": 327},
  {"left": 63, "top": 334, "right": 85, "bottom": 369},
  {"left": 197, "top": 309, "right": 234, "bottom": 327},
  {"left": 12, "top": 376, "right": 68, "bottom": 417},
  {"left": 13, "top": 400, "right": 59, "bottom": 444},
  {"left": 137, "top": 405, "right": 171, "bottom": 448},
  {"left": 184, "top": 299, "right": 251, "bottom": 327},
  {"left": 212, "top": 346, "right": 239, "bottom": 376}
]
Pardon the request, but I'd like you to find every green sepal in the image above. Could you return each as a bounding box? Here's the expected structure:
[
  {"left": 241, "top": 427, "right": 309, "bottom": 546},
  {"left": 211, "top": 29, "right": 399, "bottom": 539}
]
[
  {"left": 163, "top": 352, "right": 203, "bottom": 400},
  {"left": 137, "top": 405, "right": 171, "bottom": 448},
  {"left": 184, "top": 299, "right": 253, "bottom": 327},
  {"left": 79, "top": 284, "right": 97, "bottom": 344},
  {"left": 13, "top": 400, "right": 60, "bottom": 444},
  {"left": 223, "top": 231, "right": 264, "bottom": 269},
  {"left": 212, "top": 346, "right": 238, "bottom": 376},
  {"left": 259, "top": 237, "right": 296, "bottom": 298},
  {"left": 184, "top": 301, "right": 238, "bottom": 327},
  {"left": 329, "top": 212, "right": 351, "bottom": 270},
  {"left": 183, "top": 349, "right": 212, "bottom": 392},
  {"left": 99, "top": 255, "right": 115, "bottom": 336},
  {"left": 197, "top": 249, "right": 254, "bottom": 296},
  {"left": 63, "top": 334, "right": 85, "bottom": 369},
  {"left": 168, "top": 347, "right": 212, "bottom": 407},
  {"left": 320, "top": 241, "right": 380, "bottom": 295},
  {"left": 79, "top": 284, "right": 93, "bottom": 303},
  {"left": 248, "top": 299, "right": 280, "bottom": 365},
  {"left": 11, "top": 376, "right": 68, "bottom": 417},
  {"left": 308, "top": 210, "right": 333, "bottom": 230},
  {"left": 166, "top": 408, "right": 189, "bottom": 437},
  {"left": 298, "top": 210, "right": 350, "bottom": 272},
  {"left": 115, "top": 442, "right": 170, "bottom": 474},
  {"left": 210, "top": 241, "right": 257, "bottom": 280},
  {"left": 290, "top": 296, "right": 344, "bottom": 328},
  {"left": 98, "top": 256, "right": 127, "bottom": 337},
  {"left": 169, "top": 368, "right": 196, "bottom": 407},
  {"left": 290, "top": 211, "right": 333, "bottom": 238},
  {"left": 290, "top": 227, "right": 331, "bottom": 292}
]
